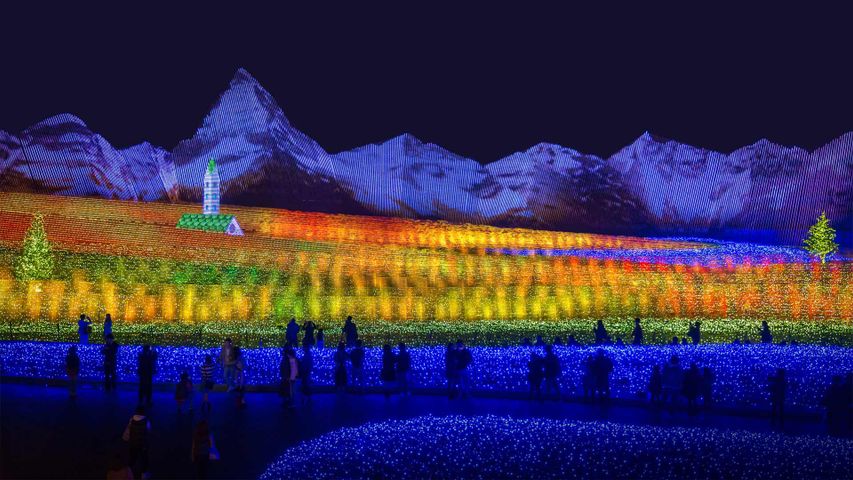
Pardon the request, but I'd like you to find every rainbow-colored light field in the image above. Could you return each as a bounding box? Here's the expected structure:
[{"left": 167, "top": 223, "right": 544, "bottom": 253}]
[{"left": 0, "top": 192, "right": 850, "bottom": 345}]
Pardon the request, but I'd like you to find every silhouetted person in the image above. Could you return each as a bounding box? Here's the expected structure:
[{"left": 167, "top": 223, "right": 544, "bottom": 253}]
[
  {"left": 688, "top": 321, "right": 701, "bottom": 345},
  {"left": 760, "top": 321, "right": 773, "bottom": 344},
  {"left": 615, "top": 336, "right": 625, "bottom": 347},
  {"left": 219, "top": 338, "right": 235, "bottom": 390},
  {"left": 342, "top": 316, "right": 359, "bottom": 348},
  {"left": 191, "top": 420, "right": 216, "bottom": 479},
  {"left": 553, "top": 336, "right": 563, "bottom": 346},
  {"left": 279, "top": 347, "right": 298, "bottom": 408},
  {"left": 396, "top": 342, "right": 412, "bottom": 395},
  {"left": 350, "top": 340, "right": 365, "bottom": 391},
  {"left": 534, "top": 335, "right": 546, "bottom": 347},
  {"left": 662, "top": 355, "right": 683, "bottom": 411},
  {"left": 302, "top": 320, "right": 316, "bottom": 348},
  {"left": 77, "top": 314, "right": 92, "bottom": 344},
  {"left": 592, "top": 348, "right": 613, "bottom": 400},
  {"left": 285, "top": 318, "right": 299, "bottom": 347},
  {"left": 632, "top": 318, "right": 644, "bottom": 345},
  {"left": 681, "top": 337, "right": 689, "bottom": 345},
  {"left": 137, "top": 345, "right": 156, "bottom": 406},
  {"left": 821, "top": 375, "right": 847, "bottom": 436},
  {"left": 176, "top": 371, "right": 193, "bottom": 413},
  {"left": 521, "top": 337, "right": 532, "bottom": 347},
  {"left": 698, "top": 366, "right": 714, "bottom": 408},
  {"left": 102, "top": 334, "right": 119, "bottom": 391},
  {"left": 456, "top": 342, "right": 473, "bottom": 398},
  {"left": 124, "top": 405, "right": 151, "bottom": 480},
  {"left": 527, "top": 353, "right": 544, "bottom": 401},
  {"left": 670, "top": 336, "right": 680, "bottom": 346},
  {"left": 768, "top": 368, "right": 786, "bottom": 428},
  {"left": 103, "top": 313, "right": 113, "bottom": 340},
  {"left": 333, "top": 342, "right": 348, "bottom": 392},
  {"left": 381, "top": 344, "right": 397, "bottom": 398},
  {"left": 567, "top": 335, "right": 580, "bottom": 347},
  {"left": 581, "top": 355, "right": 595, "bottom": 401},
  {"left": 593, "top": 320, "right": 610, "bottom": 345},
  {"left": 648, "top": 365, "right": 662, "bottom": 405},
  {"left": 445, "top": 343, "right": 459, "bottom": 398},
  {"left": 200, "top": 355, "right": 214, "bottom": 415},
  {"left": 65, "top": 345, "right": 80, "bottom": 397},
  {"left": 316, "top": 328, "right": 325, "bottom": 349},
  {"left": 543, "top": 345, "right": 561, "bottom": 400},
  {"left": 233, "top": 347, "right": 246, "bottom": 408},
  {"left": 683, "top": 363, "right": 701, "bottom": 416},
  {"left": 300, "top": 345, "right": 314, "bottom": 404}
]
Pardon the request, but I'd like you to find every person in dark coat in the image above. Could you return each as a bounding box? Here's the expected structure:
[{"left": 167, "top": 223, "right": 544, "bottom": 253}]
[
  {"left": 593, "top": 320, "right": 610, "bottom": 345},
  {"left": 592, "top": 348, "right": 613, "bottom": 400},
  {"left": 65, "top": 345, "right": 80, "bottom": 397},
  {"left": 102, "top": 334, "right": 119, "bottom": 391},
  {"left": 396, "top": 342, "right": 412, "bottom": 395},
  {"left": 333, "top": 342, "right": 348, "bottom": 392},
  {"left": 542, "top": 345, "right": 561, "bottom": 400},
  {"left": 191, "top": 420, "right": 215, "bottom": 479},
  {"left": 350, "top": 340, "right": 365, "bottom": 391},
  {"left": 662, "top": 355, "right": 683, "bottom": 411},
  {"left": 768, "top": 368, "right": 786, "bottom": 428},
  {"left": 137, "top": 345, "right": 156, "bottom": 406},
  {"left": 300, "top": 345, "right": 314, "bottom": 404},
  {"left": 124, "top": 405, "right": 151, "bottom": 479},
  {"left": 285, "top": 318, "right": 299, "bottom": 347},
  {"left": 455, "top": 342, "right": 473, "bottom": 398},
  {"left": 647, "top": 365, "right": 662, "bottom": 405},
  {"left": 103, "top": 313, "right": 113, "bottom": 340},
  {"left": 381, "top": 344, "right": 396, "bottom": 398},
  {"left": 683, "top": 363, "right": 701, "bottom": 416},
  {"left": 527, "top": 353, "right": 544, "bottom": 401},
  {"left": 631, "top": 318, "right": 644, "bottom": 346},
  {"left": 688, "top": 321, "right": 701, "bottom": 345},
  {"left": 534, "top": 335, "right": 546, "bottom": 347},
  {"left": 342, "top": 316, "right": 359, "bottom": 348},
  {"left": 760, "top": 321, "right": 773, "bottom": 344},
  {"left": 302, "top": 320, "right": 316, "bottom": 348},
  {"left": 279, "top": 347, "right": 298, "bottom": 408}
]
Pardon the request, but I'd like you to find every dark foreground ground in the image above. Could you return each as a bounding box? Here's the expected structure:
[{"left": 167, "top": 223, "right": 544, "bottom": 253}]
[{"left": 0, "top": 381, "right": 832, "bottom": 479}]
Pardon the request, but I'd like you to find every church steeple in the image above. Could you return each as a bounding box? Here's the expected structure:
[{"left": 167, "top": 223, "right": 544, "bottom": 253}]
[{"left": 203, "top": 158, "right": 220, "bottom": 215}]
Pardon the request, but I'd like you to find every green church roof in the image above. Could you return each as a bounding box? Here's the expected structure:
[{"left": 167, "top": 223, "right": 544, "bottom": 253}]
[
  {"left": 207, "top": 158, "right": 216, "bottom": 173},
  {"left": 176, "top": 213, "right": 235, "bottom": 232}
]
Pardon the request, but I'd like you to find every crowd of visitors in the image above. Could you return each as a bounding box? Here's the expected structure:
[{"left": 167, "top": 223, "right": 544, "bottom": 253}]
[{"left": 57, "top": 313, "right": 853, "bottom": 478}]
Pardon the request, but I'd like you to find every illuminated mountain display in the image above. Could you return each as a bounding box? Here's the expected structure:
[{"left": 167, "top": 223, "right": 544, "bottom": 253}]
[{"left": 1, "top": 68, "right": 850, "bottom": 246}]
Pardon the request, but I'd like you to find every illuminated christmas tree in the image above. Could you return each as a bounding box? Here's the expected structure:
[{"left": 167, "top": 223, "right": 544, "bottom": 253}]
[
  {"left": 803, "top": 212, "right": 839, "bottom": 264},
  {"left": 15, "top": 213, "right": 55, "bottom": 281}
]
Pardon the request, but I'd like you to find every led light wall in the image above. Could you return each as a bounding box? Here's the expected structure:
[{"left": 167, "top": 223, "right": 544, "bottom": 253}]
[{"left": 0, "top": 193, "right": 850, "bottom": 329}]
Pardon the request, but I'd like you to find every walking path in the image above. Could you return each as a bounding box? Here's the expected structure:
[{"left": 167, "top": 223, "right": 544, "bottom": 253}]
[{"left": 0, "top": 382, "right": 832, "bottom": 479}]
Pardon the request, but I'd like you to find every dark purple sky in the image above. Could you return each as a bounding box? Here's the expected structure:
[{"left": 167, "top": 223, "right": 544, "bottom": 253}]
[{"left": 2, "top": 4, "right": 852, "bottom": 162}]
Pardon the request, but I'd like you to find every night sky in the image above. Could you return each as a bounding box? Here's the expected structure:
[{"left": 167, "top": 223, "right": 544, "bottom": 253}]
[{"left": 2, "top": 4, "right": 852, "bottom": 162}]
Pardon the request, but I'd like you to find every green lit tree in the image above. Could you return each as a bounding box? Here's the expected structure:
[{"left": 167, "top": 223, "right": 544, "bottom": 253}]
[
  {"left": 14, "top": 213, "right": 55, "bottom": 281},
  {"left": 803, "top": 212, "right": 839, "bottom": 264}
]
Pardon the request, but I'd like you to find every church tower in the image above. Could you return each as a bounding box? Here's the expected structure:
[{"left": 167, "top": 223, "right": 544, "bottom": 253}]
[{"left": 203, "top": 158, "right": 220, "bottom": 215}]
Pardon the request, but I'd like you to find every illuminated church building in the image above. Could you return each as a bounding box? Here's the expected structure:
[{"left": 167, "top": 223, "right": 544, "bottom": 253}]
[{"left": 176, "top": 159, "right": 243, "bottom": 235}]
